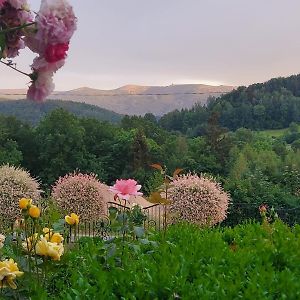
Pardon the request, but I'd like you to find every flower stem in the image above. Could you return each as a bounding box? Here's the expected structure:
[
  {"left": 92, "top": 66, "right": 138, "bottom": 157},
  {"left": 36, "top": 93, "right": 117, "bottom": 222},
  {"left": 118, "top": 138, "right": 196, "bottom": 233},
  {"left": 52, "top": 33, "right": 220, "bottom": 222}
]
[
  {"left": 0, "top": 59, "right": 32, "bottom": 78},
  {"left": 0, "top": 22, "right": 36, "bottom": 35}
]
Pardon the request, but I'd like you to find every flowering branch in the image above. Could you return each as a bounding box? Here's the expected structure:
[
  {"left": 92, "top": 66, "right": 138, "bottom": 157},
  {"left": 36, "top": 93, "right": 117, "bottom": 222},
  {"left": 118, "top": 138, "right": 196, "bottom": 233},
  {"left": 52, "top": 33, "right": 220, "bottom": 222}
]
[
  {"left": 0, "top": 22, "right": 36, "bottom": 35},
  {"left": 0, "top": 59, "right": 32, "bottom": 78},
  {"left": 0, "top": 0, "right": 77, "bottom": 101}
]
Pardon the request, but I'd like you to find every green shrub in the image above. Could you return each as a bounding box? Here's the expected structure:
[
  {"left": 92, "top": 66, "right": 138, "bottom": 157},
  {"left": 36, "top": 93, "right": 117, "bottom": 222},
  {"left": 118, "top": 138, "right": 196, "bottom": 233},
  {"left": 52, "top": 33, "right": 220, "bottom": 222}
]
[{"left": 41, "top": 221, "right": 300, "bottom": 299}]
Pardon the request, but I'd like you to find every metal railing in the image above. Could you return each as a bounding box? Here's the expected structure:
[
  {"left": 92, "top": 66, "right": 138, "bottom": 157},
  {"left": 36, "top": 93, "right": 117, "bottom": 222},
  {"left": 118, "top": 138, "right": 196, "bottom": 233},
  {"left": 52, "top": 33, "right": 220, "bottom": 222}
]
[{"left": 65, "top": 202, "right": 300, "bottom": 241}]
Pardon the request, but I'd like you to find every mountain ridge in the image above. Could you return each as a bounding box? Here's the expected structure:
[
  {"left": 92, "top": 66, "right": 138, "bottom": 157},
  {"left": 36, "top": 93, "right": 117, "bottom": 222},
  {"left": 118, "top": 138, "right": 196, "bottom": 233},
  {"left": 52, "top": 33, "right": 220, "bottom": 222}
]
[{"left": 0, "top": 83, "right": 234, "bottom": 116}]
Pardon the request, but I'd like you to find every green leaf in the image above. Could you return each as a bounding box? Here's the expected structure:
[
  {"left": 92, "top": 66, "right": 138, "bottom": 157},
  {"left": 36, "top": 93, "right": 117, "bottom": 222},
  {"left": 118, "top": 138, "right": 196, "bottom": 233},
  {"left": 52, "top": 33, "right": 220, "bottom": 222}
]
[
  {"left": 139, "top": 238, "right": 150, "bottom": 245},
  {"left": 130, "top": 244, "right": 141, "bottom": 253},
  {"left": 0, "top": 33, "right": 5, "bottom": 54},
  {"left": 52, "top": 219, "right": 65, "bottom": 233},
  {"left": 104, "top": 243, "right": 116, "bottom": 258},
  {"left": 108, "top": 206, "right": 118, "bottom": 220},
  {"left": 133, "top": 226, "right": 145, "bottom": 238},
  {"left": 117, "top": 212, "right": 128, "bottom": 223}
]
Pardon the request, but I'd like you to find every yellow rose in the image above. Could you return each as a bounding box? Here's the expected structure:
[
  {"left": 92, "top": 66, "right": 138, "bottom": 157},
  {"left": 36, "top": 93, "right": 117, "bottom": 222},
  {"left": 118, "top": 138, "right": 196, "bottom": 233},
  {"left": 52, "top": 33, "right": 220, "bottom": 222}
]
[
  {"left": 47, "top": 242, "right": 64, "bottom": 261},
  {"left": 43, "top": 228, "right": 53, "bottom": 241},
  {"left": 35, "top": 238, "right": 64, "bottom": 261},
  {"left": 28, "top": 205, "right": 40, "bottom": 219},
  {"left": 35, "top": 238, "right": 48, "bottom": 257},
  {"left": 65, "top": 213, "right": 79, "bottom": 226},
  {"left": 42, "top": 229, "right": 63, "bottom": 244},
  {"left": 42, "top": 227, "right": 53, "bottom": 235},
  {"left": 0, "top": 259, "right": 23, "bottom": 289},
  {"left": 19, "top": 198, "right": 32, "bottom": 210},
  {"left": 49, "top": 232, "right": 64, "bottom": 244}
]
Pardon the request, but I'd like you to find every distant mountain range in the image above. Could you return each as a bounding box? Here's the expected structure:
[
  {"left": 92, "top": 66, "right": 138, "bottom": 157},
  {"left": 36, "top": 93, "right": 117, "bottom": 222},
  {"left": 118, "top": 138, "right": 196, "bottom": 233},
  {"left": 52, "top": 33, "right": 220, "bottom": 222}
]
[
  {"left": 0, "top": 84, "right": 234, "bottom": 116},
  {"left": 0, "top": 99, "right": 122, "bottom": 125}
]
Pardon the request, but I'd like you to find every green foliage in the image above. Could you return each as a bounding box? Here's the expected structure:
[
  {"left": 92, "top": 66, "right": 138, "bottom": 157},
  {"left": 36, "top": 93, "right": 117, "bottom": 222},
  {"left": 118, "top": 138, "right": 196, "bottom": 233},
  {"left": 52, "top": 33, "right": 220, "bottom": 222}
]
[
  {"left": 0, "top": 106, "right": 299, "bottom": 221},
  {"left": 0, "top": 99, "right": 122, "bottom": 125},
  {"left": 19, "top": 221, "right": 300, "bottom": 299},
  {"left": 143, "top": 171, "right": 164, "bottom": 196},
  {"left": 159, "top": 74, "right": 300, "bottom": 134}
]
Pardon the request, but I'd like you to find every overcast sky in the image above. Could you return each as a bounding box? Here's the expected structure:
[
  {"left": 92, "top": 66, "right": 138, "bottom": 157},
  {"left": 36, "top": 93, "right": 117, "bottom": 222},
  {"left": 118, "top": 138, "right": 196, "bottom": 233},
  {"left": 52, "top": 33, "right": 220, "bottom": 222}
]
[{"left": 1, "top": 0, "right": 300, "bottom": 90}]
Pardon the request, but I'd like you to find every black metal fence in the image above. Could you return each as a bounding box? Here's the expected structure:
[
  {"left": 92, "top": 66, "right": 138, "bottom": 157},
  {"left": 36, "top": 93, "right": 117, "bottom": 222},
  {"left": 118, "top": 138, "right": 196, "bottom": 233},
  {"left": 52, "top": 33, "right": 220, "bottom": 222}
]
[
  {"left": 223, "top": 203, "right": 300, "bottom": 226},
  {"left": 66, "top": 202, "right": 300, "bottom": 242}
]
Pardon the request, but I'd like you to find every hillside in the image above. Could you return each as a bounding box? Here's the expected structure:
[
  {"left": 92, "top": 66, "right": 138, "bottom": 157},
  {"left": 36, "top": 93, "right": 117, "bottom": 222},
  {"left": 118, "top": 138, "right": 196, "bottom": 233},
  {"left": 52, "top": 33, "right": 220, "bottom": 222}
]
[
  {"left": 0, "top": 84, "right": 234, "bottom": 116},
  {"left": 159, "top": 74, "right": 300, "bottom": 135},
  {"left": 0, "top": 99, "right": 122, "bottom": 125}
]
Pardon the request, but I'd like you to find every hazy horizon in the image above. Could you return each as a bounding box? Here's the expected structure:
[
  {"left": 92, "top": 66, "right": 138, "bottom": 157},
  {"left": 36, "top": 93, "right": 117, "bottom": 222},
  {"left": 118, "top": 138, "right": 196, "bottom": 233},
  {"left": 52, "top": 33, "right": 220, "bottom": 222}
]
[{"left": 1, "top": 0, "right": 300, "bottom": 90}]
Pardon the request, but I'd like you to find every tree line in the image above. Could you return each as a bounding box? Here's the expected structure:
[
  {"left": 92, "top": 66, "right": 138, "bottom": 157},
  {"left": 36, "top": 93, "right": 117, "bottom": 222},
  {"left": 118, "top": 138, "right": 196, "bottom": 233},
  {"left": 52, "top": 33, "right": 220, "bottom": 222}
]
[
  {"left": 1, "top": 109, "right": 300, "bottom": 225},
  {"left": 159, "top": 74, "right": 300, "bottom": 135}
]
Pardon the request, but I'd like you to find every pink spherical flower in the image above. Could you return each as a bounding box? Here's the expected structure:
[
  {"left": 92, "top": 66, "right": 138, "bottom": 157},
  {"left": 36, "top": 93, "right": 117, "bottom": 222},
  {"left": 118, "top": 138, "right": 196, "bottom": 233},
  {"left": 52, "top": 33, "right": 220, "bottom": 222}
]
[{"left": 109, "top": 179, "right": 143, "bottom": 201}]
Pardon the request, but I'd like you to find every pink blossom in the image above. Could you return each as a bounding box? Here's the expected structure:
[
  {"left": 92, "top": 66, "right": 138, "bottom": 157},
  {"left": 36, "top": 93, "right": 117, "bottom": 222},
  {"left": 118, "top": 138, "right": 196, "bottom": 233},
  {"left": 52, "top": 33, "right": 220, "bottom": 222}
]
[
  {"left": 25, "top": 0, "right": 77, "bottom": 54},
  {"left": 0, "top": 0, "right": 32, "bottom": 58},
  {"left": 44, "top": 43, "right": 69, "bottom": 63},
  {"left": 25, "top": 0, "right": 77, "bottom": 102},
  {"left": 31, "top": 56, "right": 65, "bottom": 73},
  {"left": 109, "top": 179, "right": 143, "bottom": 201},
  {"left": 0, "top": 0, "right": 6, "bottom": 9},
  {"left": 7, "top": 0, "right": 27, "bottom": 9},
  {"left": 27, "top": 71, "right": 54, "bottom": 102}
]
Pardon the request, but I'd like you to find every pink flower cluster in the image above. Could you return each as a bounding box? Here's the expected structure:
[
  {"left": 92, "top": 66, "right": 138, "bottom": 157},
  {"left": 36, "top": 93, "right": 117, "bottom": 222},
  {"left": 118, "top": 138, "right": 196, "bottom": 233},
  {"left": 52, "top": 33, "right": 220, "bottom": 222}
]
[
  {"left": 52, "top": 172, "right": 105, "bottom": 222},
  {"left": 25, "top": 0, "right": 77, "bottom": 101},
  {"left": 0, "top": 0, "right": 32, "bottom": 58},
  {"left": 109, "top": 179, "right": 143, "bottom": 201},
  {"left": 169, "top": 173, "right": 230, "bottom": 226}
]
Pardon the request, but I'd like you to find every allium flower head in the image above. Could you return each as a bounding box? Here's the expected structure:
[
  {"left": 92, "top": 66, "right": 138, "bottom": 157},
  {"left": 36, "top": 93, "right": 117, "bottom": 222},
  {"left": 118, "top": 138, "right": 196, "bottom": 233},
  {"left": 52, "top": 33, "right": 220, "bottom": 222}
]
[
  {"left": 0, "top": 234, "right": 5, "bottom": 249},
  {"left": 109, "top": 179, "right": 143, "bottom": 201},
  {"left": 0, "top": 165, "right": 41, "bottom": 227},
  {"left": 169, "top": 173, "right": 230, "bottom": 226},
  {"left": 52, "top": 172, "right": 105, "bottom": 222}
]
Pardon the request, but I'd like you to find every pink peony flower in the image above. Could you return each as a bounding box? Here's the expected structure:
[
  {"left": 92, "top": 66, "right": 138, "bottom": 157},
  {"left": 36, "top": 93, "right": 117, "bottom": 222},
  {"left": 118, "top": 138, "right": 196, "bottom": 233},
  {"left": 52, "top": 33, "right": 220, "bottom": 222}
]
[
  {"left": 31, "top": 56, "right": 65, "bottom": 73},
  {"left": 24, "top": 0, "right": 77, "bottom": 102},
  {"left": 109, "top": 179, "right": 143, "bottom": 201},
  {"left": 0, "top": 0, "right": 32, "bottom": 58},
  {"left": 44, "top": 43, "right": 69, "bottom": 63},
  {"left": 7, "top": 0, "right": 27, "bottom": 9},
  {"left": 0, "top": 0, "right": 6, "bottom": 9},
  {"left": 27, "top": 71, "right": 54, "bottom": 102},
  {"left": 25, "top": 0, "right": 77, "bottom": 54}
]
